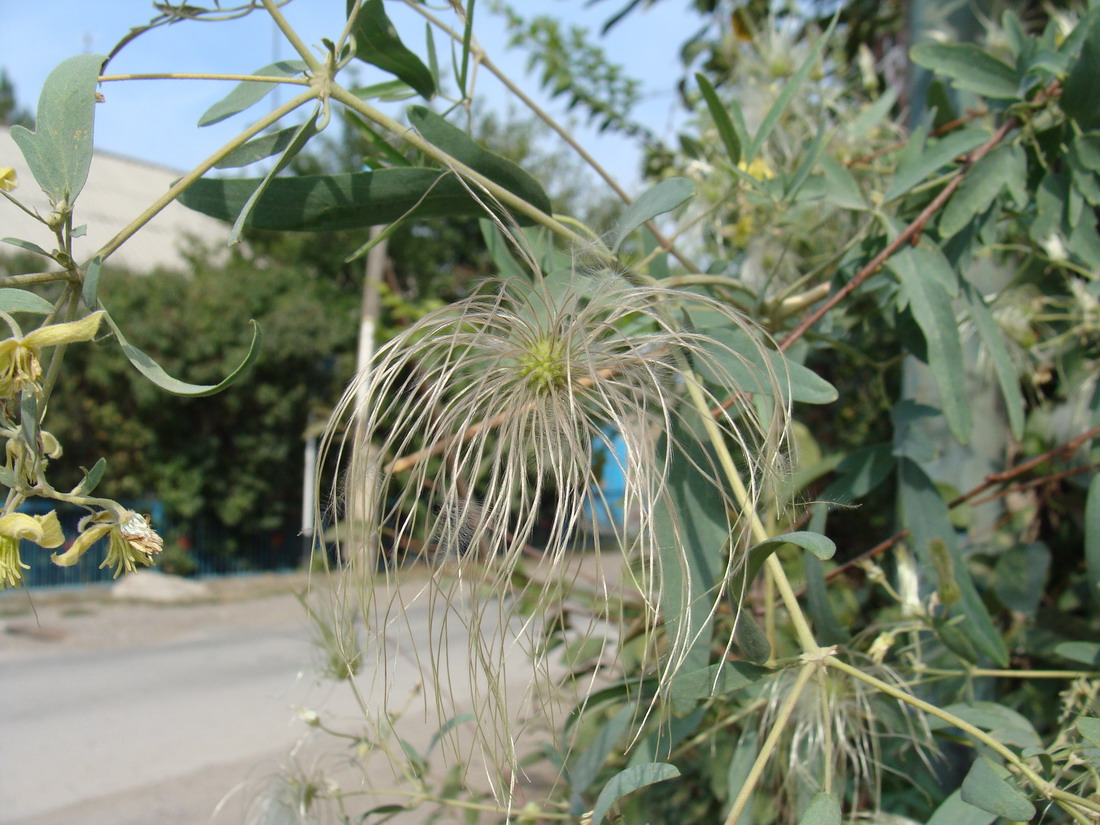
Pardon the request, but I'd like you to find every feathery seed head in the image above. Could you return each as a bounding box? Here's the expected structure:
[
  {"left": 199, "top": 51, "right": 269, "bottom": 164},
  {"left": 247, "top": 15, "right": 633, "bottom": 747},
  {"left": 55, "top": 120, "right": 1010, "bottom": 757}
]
[{"left": 319, "top": 261, "right": 792, "bottom": 779}]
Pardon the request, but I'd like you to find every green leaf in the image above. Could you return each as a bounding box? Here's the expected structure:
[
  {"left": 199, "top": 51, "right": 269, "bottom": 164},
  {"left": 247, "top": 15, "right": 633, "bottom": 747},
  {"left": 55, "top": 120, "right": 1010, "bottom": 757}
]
[
  {"left": 848, "top": 87, "right": 899, "bottom": 140},
  {"left": 1087, "top": 474, "right": 1100, "bottom": 611},
  {"left": 926, "top": 789, "right": 997, "bottom": 825},
  {"left": 884, "top": 128, "right": 988, "bottom": 202},
  {"left": 611, "top": 177, "right": 695, "bottom": 253},
  {"left": 696, "top": 73, "right": 742, "bottom": 166},
  {"left": 798, "top": 792, "right": 841, "bottom": 825},
  {"left": 1055, "top": 641, "right": 1100, "bottom": 666},
  {"left": 179, "top": 167, "right": 547, "bottom": 231},
  {"left": 0, "top": 288, "right": 55, "bottom": 315},
  {"left": 891, "top": 249, "right": 970, "bottom": 443},
  {"left": 960, "top": 281, "right": 1025, "bottom": 440},
  {"left": 407, "top": 106, "right": 552, "bottom": 217},
  {"left": 568, "top": 704, "right": 634, "bottom": 807},
  {"left": 591, "top": 763, "right": 680, "bottom": 825},
  {"left": 725, "top": 730, "right": 758, "bottom": 825},
  {"left": 1075, "top": 133, "right": 1100, "bottom": 173},
  {"left": 724, "top": 531, "right": 835, "bottom": 626},
  {"left": 105, "top": 313, "right": 262, "bottom": 397},
  {"left": 1062, "top": 12, "right": 1100, "bottom": 130},
  {"left": 215, "top": 125, "right": 309, "bottom": 169},
  {"left": 1079, "top": 717, "right": 1100, "bottom": 748},
  {"left": 82, "top": 255, "right": 101, "bottom": 310},
  {"left": 1, "top": 237, "right": 52, "bottom": 258},
  {"left": 823, "top": 443, "right": 895, "bottom": 503},
  {"left": 930, "top": 702, "right": 1042, "bottom": 750},
  {"left": 746, "top": 16, "right": 835, "bottom": 161},
  {"left": 227, "top": 110, "right": 321, "bottom": 245},
  {"left": 960, "top": 757, "right": 1035, "bottom": 821},
  {"left": 693, "top": 319, "right": 837, "bottom": 405},
  {"left": 426, "top": 712, "right": 475, "bottom": 756},
  {"left": 70, "top": 457, "right": 106, "bottom": 497},
  {"left": 746, "top": 531, "right": 836, "bottom": 580},
  {"left": 669, "top": 662, "right": 768, "bottom": 702},
  {"left": 939, "top": 145, "right": 1017, "bottom": 239},
  {"left": 899, "top": 458, "right": 1008, "bottom": 666},
  {"left": 818, "top": 155, "right": 866, "bottom": 210},
  {"left": 654, "top": 424, "right": 730, "bottom": 700},
  {"left": 733, "top": 611, "right": 772, "bottom": 664},
  {"left": 347, "top": 0, "right": 435, "bottom": 99},
  {"left": 11, "top": 53, "right": 105, "bottom": 206},
  {"left": 993, "top": 543, "right": 1050, "bottom": 615},
  {"left": 910, "top": 43, "right": 1020, "bottom": 99},
  {"left": 196, "top": 60, "right": 307, "bottom": 127},
  {"left": 805, "top": 552, "right": 850, "bottom": 646}
]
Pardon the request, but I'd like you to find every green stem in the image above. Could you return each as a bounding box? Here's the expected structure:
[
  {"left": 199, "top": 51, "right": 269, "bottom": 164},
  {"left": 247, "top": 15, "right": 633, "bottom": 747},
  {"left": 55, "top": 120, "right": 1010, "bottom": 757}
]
[
  {"left": 338, "top": 787, "right": 572, "bottom": 819},
  {"left": 924, "top": 667, "right": 1100, "bottom": 680},
  {"left": 722, "top": 662, "right": 815, "bottom": 825},
  {"left": 827, "top": 657, "right": 1100, "bottom": 816},
  {"left": 329, "top": 85, "right": 590, "bottom": 251},
  {"left": 399, "top": 0, "right": 705, "bottom": 273},
  {"left": 92, "top": 88, "right": 317, "bottom": 263},
  {"left": 0, "top": 272, "right": 78, "bottom": 288},
  {"left": 99, "top": 72, "right": 311, "bottom": 85},
  {"left": 37, "top": 285, "right": 80, "bottom": 409},
  {"left": 261, "top": 0, "right": 322, "bottom": 73}
]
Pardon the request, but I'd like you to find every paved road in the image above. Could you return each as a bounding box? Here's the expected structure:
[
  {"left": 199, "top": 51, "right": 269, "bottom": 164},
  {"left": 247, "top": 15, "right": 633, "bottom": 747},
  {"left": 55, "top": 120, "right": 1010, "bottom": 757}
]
[
  {"left": 1, "top": 608, "right": 346, "bottom": 823},
  {"left": 0, "top": 578, "right": 558, "bottom": 825}
]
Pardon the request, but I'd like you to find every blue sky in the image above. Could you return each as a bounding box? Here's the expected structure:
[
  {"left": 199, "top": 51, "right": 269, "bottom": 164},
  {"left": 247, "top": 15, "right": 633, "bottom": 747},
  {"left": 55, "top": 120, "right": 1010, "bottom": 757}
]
[{"left": 3, "top": 0, "right": 702, "bottom": 192}]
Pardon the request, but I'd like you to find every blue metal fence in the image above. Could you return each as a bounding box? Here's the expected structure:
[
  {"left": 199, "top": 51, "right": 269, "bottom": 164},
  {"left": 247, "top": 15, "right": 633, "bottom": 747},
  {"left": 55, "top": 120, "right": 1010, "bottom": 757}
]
[{"left": 17, "top": 499, "right": 304, "bottom": 588}]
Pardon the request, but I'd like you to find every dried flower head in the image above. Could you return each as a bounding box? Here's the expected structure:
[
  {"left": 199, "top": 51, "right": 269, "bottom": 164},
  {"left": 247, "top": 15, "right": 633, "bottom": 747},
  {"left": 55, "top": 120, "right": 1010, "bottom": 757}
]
[
  {"left": 758, "top": 655, "right": 933, "bottom": 818},
  {"left": 319, "top": 262, "right": 791, "bottom": 774},
  {"left": 52, "top": 509, "right": 163, "bottom": 577}
]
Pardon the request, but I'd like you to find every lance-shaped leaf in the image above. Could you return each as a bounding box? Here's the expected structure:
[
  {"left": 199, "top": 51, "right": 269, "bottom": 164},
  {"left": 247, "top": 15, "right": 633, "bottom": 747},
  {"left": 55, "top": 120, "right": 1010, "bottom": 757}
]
[
  {"left": 960, "top": 756, "right": 1035, "bottom": 821},
  {"left": 798, "top": 792, "right": 841, "bottom": 825},
  {"left": 960, "top": 281, "right": 1025, "bottom": 440},
  {"left": 197, "top": 60, "right": 307, "bottom": 127},
  {"left": 347, "top": 0, "right": 435, "bottom": 99},
  {"left": 0, "top": 289, "right": 55, "bottom": 315},
  {"left": 1086, "top": 473, "right": 1100, "bottom": 611},
  {"left": 910, "top": 43, "right": 1020, "bottom": 99},
  {"left": 1062, "top": 11, "right": 1100, "bottom": 130},
  {"left": 899, "top": 458, "right": 1008, "bottom": 666},
  {"left": 654, "top": 425, "right": 730, "bottom": 703},
  {"left": 226, "top": 109, "right": 322, "bottom": 244},
  {"left": 1, "top": 238, "right": 52, "bottom": 258},
  {"left": 696, "top": 73, "right": 743, "bottom": 166},
  {"left": 180, "top": 167, "right": 546, "bottom": 230},
  {"left": 891, "top": 247, "right": 971, "bottom": 443},
  {"left": 215, "top": 125, "right": 309, "bottom": 169},
  {"left": 745, "top": 16, "right": 835, "bottom": 162},
  {"left": 591, "top": 763, "right": 680, "bottom": 825},
  {"left": 11, "top": 53, "right": 105, "bottom": 206},
  {"left": 104, "top": 312, "right": 261, "bottom": 397},
  {"left": 668, "top": 661, "right": 767, "bottom": 702},
  {"left": 884, "top": 127, "right": 988, "bottom": 203},
  {"left": 407, "top": 106, "right": 552, "bottom": 216},
  {"left": 612, "top": 177, "right": 694, "bottom": 253}
]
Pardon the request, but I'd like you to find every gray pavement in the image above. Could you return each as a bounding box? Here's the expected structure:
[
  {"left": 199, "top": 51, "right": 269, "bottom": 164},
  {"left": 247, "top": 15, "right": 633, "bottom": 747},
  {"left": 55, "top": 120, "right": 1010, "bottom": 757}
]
[{"left": 0, "top": 570, "right": 581, "bottom": 825}]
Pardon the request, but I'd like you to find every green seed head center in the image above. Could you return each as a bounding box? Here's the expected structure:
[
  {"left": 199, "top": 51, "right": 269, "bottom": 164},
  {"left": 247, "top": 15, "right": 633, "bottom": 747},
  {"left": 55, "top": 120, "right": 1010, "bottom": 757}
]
[{"left": 518, "top": 336, "right": 568, "bottom": 393}]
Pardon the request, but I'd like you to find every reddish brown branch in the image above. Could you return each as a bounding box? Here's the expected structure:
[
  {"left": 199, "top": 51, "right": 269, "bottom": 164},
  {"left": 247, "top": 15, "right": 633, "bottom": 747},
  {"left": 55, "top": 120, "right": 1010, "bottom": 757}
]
[
  {"left": 819, "top": 420, "right": 1100, "bottom": 585},
  {"left": 778, "top": 116, "right": 1019, "bottom": 352}
]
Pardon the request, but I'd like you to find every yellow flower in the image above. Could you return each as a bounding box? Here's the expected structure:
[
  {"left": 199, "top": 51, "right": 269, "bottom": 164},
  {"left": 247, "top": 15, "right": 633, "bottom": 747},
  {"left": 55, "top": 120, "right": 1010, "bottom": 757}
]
[
  {"left": 0, "top": 167, "right": 17, "bottom": 192},
  {"left": 0, "top": 511, "right": 64, "bottom": 588},
  {"left": 738, "top": 157, "right": 776, "bottom": 180},
  {"left": 0, "top": 311, "right": 105, "bottom": 399},
  {"left": 52, "top": 509, "right": 163, "bottom": 578}
]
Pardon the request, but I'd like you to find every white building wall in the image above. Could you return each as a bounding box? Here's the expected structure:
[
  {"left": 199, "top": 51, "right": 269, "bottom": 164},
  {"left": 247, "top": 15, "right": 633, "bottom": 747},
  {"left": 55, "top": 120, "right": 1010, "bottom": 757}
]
[{"left": 1, "top": 125, "right": 230, "bottom": 273}]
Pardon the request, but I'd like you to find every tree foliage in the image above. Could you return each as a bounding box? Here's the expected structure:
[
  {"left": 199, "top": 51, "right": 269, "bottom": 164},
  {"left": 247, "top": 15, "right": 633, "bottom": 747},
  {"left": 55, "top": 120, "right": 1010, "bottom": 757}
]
[{"left": 3, "top": 1, "right": 1100, "bottom": 824}]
